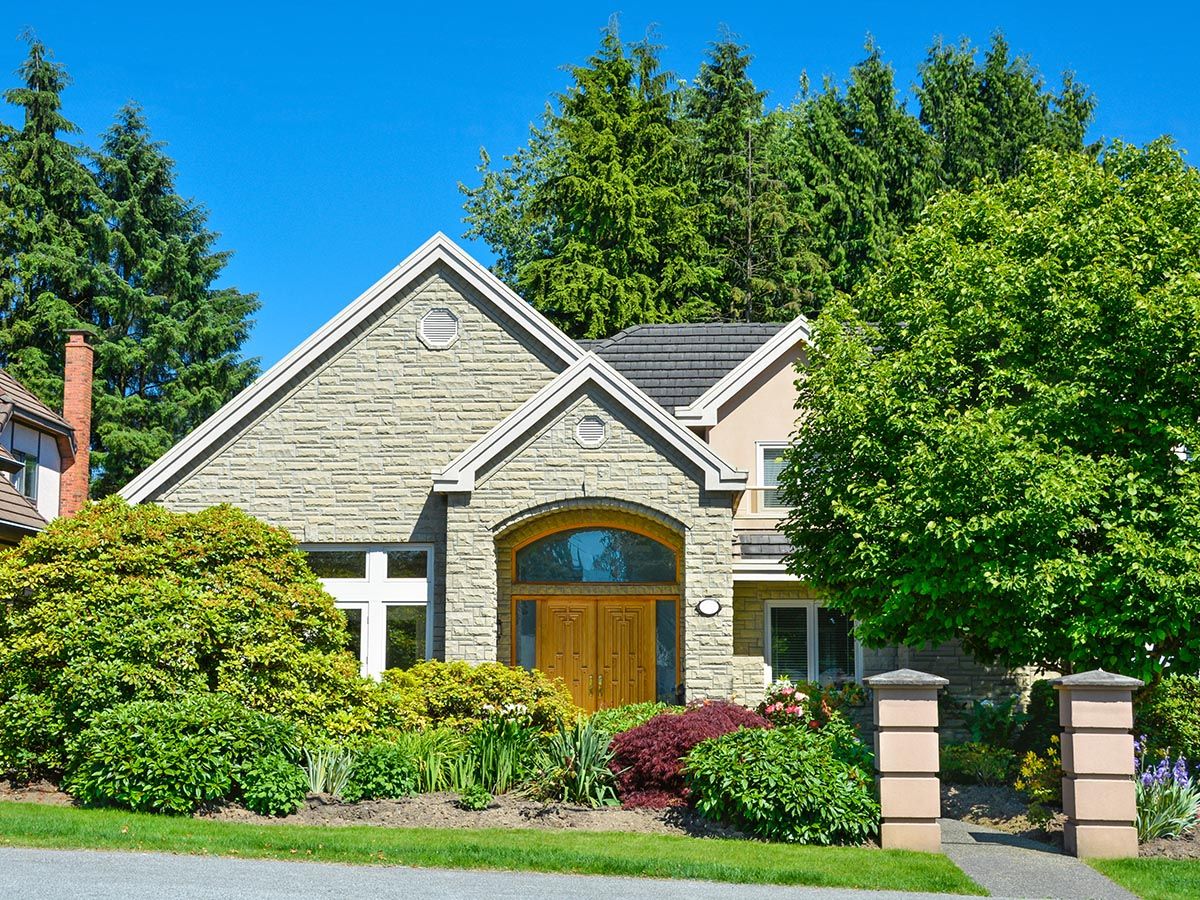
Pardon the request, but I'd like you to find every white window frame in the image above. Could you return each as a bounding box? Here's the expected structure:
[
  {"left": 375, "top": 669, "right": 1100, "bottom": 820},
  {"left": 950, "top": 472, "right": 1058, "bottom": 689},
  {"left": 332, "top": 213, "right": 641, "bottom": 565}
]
[
  {"left": 763, "top": 599, "right": 863, "bottom": 684},
  {"left": 755, "top": 441, "right": 789, "bottom": 515},
  {"left": 302, "top": 543, "right": 433, "bottom": 678}
]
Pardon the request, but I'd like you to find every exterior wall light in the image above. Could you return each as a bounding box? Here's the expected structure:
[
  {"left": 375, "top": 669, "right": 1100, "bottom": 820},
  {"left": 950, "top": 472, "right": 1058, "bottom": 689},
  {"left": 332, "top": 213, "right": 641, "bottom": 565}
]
[{"left": 695, "top": 598, "right": 721, "bottom": 617}]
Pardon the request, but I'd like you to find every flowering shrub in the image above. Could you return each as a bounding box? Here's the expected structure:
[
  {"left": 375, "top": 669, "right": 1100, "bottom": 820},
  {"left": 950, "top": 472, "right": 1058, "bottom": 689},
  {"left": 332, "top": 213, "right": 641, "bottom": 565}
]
[
  {"left": 756, "top": 678, "right": 864, "bottom": 729},
  {"left": 609, "top": 701, "right": 769, "bottom": 808},
  {"left": 1135, "top": 736, "right": 1200, "bottom": 843},
  {"left": 685, "top": 725, "right": 879, "bottom": 844},
  {"left": 1015, "top": 735, "right": 1062, "bottom": 826}
]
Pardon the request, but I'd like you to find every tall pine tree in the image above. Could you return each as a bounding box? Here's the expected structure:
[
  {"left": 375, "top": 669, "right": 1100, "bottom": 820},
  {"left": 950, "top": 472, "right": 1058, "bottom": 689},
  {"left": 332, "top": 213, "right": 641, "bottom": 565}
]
[
  {"left": 91, "top": 104, "right": 259, "bottom": 496},
  {"left": 463, "top": 20, "right": 717, "bottom": 338},
  {"left": 0, "top": 36, "right": 107, "bottom": 402}
]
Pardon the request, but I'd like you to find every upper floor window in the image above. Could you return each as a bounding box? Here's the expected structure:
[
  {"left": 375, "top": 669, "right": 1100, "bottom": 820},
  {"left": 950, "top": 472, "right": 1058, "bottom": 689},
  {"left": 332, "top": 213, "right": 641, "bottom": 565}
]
[
  {"left": 12, "top": 450, "right": 37, "bottom": 501},
  {"left": 516, "top": 527, "right": 676, "bottom": 583},
  {"left": 759, "top": 443, "right": 788, "bottom": 510}
]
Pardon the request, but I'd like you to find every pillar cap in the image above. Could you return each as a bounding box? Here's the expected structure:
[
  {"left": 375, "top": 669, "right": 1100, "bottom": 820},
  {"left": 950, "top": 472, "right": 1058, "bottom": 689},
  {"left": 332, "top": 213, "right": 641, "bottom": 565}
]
[
  {"left": 1050, "top": 669, "right": 1144, "bottom": 689},
  {"left": 865, "top": 668, "right": 949, "bottom": 688}
]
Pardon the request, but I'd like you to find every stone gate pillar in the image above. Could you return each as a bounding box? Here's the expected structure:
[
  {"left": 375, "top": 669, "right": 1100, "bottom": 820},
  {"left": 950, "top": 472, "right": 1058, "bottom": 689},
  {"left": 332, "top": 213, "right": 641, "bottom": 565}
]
[
  {"left": 1053, "top": 670, "right": 1143, "bottom": 859},
  {"left": 866, "top": 669, "right": 948, "bottom": 853}
]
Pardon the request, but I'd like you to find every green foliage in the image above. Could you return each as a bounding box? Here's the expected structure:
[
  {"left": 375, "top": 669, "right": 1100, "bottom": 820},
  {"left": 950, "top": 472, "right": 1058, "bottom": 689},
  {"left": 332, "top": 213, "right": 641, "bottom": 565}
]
[
  {"left": 1135, "top": 742, "right": 1200, "bottom": 843},
  {"left": 376, "top": 660, "right": 580, "bottom": 734},
  {"left": 532, "top": 718, "right": 620, "bottom": 808},
  {"left": 0, "top": 499, "right": 375, "bottom": 776},
  {"left": 757, "top": 677, "right": 867, "bottom": 729},
  {"left": 964, "top": 696, "right": 1028, "bottom": 748},
  {"left": 389, "top": 729, "right": 472, "bottom": 793},
  {"left": 588, "top": 702, "right": 680, "bottom": 738},
  {"left": 469, "top": 709, "right": 541, "bottom": 794},
  {"left": 64, "top": 693, "right": 295, "bottom": 815},
  {"left": 0, "top": 39, "right": 258, "bottom": 494},
  {"left": 1136, "top": 675, "right": 1200, "bottom": 761},
  {"left": 342, "top": 742, "right": 419, "bottom": 802},
  {"left": 940, "top": 743, "right": 1017, "bottom": 786},
  {"left": 782, "top": 142, "right": 1200, "bottom": 680},
  {"left": 302, "top": 747, "right": 356, "bottom": 797},
  {"left": 1016, "top": 680, "right": 1060, "bottom": 755},
  {"left": 457, "top": 784, "right": 495, "bottom": 811},
  {"left": 685, "top": 724, "right": 879, "bottom": 844},
  {"left": 1015, "top": 735, "right": 1062, "bottom": 814},
  {"left": 240, "top": 752, "right": 308, "bottom": 817}
]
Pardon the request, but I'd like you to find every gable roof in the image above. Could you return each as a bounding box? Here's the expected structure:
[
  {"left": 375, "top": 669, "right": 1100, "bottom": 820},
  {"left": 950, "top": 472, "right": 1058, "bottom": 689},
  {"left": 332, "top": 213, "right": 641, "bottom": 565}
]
[
  {"left": 0, "top": 369, "right": 75, "bottom": 452},
  {"left": 673, "top": 315, "right": 813, "bottom": 426},
  {"left": 581, "top": 322, "right": 785, "bottom": 411},
  {"left": 433, "top": 352, "right": 747, "bottom": 493},
  {"left": 121, "top": 234, "right": 586, "bottom": 503}
]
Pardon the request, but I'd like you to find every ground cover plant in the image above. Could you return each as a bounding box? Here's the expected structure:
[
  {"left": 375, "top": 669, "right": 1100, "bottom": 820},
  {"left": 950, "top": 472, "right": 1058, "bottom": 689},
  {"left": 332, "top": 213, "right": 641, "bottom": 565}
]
[
  {"left": 609, "top": 701, "right": 769, "bottom": 808},
  {"left": 0, "top": 802, "right": 984, "bottom": 894}
]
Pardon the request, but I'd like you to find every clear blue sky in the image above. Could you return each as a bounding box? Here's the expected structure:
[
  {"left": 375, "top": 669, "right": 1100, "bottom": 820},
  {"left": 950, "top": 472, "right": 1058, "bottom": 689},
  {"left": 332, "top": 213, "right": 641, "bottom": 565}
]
[{"left": 5, "top": 2, "right": 1196, "bottom": 369}]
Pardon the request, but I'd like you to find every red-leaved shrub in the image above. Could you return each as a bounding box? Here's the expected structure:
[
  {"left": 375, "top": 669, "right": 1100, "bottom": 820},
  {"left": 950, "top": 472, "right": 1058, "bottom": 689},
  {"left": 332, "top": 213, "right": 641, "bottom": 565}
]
[{"left": 609, "top": 700, "right": 769, "bottom": 808}]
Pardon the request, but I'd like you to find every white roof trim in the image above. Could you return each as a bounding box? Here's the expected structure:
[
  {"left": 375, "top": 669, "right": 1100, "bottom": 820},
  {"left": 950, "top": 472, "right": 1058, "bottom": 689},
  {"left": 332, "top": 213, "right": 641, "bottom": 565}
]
[
  {"left": 732, "top": 560, "right": 797, "bottom": 582},
  {"left": 434, "top": 352, "right": 748, "bottom": 493},
  {"left": 674, "top": 316, "right": 813, "bottom": 426},
  {"left": 121, "top": 233, "right": 584, "bottom": 503}
]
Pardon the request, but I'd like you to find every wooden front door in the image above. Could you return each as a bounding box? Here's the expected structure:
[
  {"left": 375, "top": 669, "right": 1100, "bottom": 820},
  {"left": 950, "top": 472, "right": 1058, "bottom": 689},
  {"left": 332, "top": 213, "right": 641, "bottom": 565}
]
[{"left": 533, "top": 597, "right": 658, "bottom": 712}]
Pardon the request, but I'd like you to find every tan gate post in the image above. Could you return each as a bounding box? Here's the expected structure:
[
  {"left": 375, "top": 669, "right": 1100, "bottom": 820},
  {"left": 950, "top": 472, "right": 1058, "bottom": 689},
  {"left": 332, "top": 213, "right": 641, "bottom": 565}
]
[
  {"left": 865, "top": 669, "right": 948, "bottom": 853},
  {"left": 1052, "top": 670, "right": 1143, "bottom": 858}
]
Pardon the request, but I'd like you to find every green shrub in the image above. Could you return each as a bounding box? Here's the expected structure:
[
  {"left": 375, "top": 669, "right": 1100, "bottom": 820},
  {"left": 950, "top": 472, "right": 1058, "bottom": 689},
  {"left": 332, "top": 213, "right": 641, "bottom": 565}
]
[
  {"left": 685, "top": 725, "right": 879, "bottom": 844},
  {"left": 343, "top": 743, "right": 419, "bottom": 802},
  {"left": 0, "top": 499, "right": 376, "bottom": 776},
  {"left": 1014, "top": 735, "right": 1062, "bottom": 824},
  {"left": 1016, "top": 680, "right": 1059, "bottom": 755},
  {"left": 589, "top": 703, "right": 679, "bottom": 737},
  {"left": 1136, "top": 675, "right": 1200, "bottom": 760},
  {"left": 376, "top": 661, "right": 580, "bottom": 733},
  {"left": 64, "top": 693, "right": 295, "bottom": 815},
  {"left": 964, "top": 696, "right": 1028, "bottom": 749},
  {"left": 940, "top": 742, "right": 1016, "bottom": 786},
  {"left": 241, "top": 752, "right": 308, "bottom": 816},
  {"left": 390, "top": 729, "right": 471, "bottom": 793},
  {"left": 469, "top": 709, "right": 541, "bottom": 794},
  {"left": 457, "top": 784, "right": 494, "bottom": 811},
  {"left": 533, "top": 718, "right": 619, "bottom": 807}
]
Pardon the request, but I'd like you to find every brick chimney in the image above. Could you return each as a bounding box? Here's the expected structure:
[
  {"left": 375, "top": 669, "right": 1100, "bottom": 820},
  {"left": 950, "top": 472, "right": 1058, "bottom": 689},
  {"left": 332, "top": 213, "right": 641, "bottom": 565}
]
[{"left": 59, "top": 330, "right": 94, "bottom": 517}]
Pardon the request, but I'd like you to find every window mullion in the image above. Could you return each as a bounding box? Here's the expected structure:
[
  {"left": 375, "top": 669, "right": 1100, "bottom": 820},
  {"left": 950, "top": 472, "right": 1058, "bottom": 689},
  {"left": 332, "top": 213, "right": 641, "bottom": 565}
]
[{"left": 807, "top": 603, "right": 819, "bottom": 682}]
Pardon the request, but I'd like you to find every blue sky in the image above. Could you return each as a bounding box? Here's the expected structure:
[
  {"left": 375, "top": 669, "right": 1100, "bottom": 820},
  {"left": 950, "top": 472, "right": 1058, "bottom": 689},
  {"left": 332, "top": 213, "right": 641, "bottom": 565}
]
[{"left": 5, "top": 2, "right": 1196, "bottom": 368}]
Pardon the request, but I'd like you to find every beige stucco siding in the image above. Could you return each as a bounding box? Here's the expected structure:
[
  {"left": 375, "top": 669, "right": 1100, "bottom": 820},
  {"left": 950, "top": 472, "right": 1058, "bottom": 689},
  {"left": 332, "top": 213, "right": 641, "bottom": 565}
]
[
  {"left": 445, "top": 388, "right": 735, "bottom": 699},
  {"left": 149, "top": 262, "right": 566, "bottom": 655}
]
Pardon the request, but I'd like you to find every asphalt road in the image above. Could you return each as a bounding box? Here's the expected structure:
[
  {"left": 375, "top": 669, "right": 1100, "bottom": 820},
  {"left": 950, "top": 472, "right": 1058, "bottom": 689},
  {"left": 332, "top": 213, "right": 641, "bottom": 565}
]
[{"left": 0, "top": 846, "right": 963, "bottom": 900}]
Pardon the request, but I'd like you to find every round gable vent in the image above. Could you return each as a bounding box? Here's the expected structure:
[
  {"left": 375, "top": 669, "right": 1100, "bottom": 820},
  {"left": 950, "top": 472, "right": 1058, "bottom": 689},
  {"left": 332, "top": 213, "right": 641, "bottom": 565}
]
[
  {"left": 419, "top": 308, "right": 459, "bottom": 349},
  {"left": 575, "top": 414, "right": 608, "bottom": 448}
]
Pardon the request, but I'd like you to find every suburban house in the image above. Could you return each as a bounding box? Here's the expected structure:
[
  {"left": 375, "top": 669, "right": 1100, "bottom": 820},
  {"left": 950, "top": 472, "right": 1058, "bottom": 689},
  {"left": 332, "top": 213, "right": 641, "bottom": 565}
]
[
  {"left": 121, "top": 234, "right": 1022, "bottom": 711},
  {"left": 0, "top": 332, "right": 93, "bottom": 546}
]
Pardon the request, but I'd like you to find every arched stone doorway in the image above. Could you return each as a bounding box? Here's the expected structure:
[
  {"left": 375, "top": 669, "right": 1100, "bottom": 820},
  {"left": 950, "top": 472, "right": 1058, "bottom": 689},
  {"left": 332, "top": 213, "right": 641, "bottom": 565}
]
[{"left": 496, "top": 505, "right": 683, "bottom": 712}]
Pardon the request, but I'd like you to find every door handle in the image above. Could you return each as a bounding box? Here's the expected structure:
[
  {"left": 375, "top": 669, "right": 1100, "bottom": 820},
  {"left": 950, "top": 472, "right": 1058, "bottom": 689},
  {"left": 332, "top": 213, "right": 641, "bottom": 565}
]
[
  {"left": 598, "top": 674, "right": 604, "bottom": 690},
  {"left": 589, "top": 674, "right": 595, "bottom": 694}
]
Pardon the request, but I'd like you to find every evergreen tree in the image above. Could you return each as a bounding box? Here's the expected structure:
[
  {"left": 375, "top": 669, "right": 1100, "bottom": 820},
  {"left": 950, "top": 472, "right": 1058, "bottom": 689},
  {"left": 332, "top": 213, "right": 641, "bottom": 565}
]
[
  {"left": 91, "top": 104, "right": 259, "bottom": 496},
  {"left": 0, "top": 36, "right": 107, "bottom": 402},
  {"left": 464, "top": 21, "right": 717, "bottom": 338},
  {"left": 917, "top": 33, "right": 1096, "bottom": 191},
  {"left": 686, "top": 37, "right": 825, "bottom": 320}
]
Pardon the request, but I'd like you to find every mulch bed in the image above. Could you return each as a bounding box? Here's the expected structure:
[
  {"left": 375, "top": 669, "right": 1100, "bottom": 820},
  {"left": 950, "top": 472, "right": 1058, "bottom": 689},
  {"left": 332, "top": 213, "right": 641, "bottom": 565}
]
[
  {"left": 1139, "top": 830, "right": 1200, "bottom": 859},
  {"left": 941, "top": 782, "right": 1066, "bottom": 849}
]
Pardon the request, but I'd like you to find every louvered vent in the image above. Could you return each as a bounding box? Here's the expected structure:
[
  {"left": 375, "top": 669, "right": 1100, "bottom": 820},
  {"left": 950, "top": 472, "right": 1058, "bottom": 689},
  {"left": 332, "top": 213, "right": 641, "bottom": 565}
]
[
  {"left": 575, "top": 415, "right": 607, "bottom": 448},
  {"left": 419, "top": 308, "right": 459, "bottom": 349}
]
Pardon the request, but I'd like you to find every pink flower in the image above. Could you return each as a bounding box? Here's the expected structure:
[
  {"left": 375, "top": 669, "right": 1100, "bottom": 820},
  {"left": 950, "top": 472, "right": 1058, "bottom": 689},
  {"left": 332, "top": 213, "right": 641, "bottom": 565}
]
[
  {"left": 781, "top": 686, "right": 795, "bottom": 696},
  {"left": 785, "top": 705, "right": 799, "bottom": 715}
]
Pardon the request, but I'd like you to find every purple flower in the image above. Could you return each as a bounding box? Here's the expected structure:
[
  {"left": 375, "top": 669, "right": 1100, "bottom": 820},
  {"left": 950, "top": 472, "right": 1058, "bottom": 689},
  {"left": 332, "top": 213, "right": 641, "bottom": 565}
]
[
  {"left": 1174, "top": 757, "right": 1191, "bottom": 787},
  {"left": 1142, "top": 770, "right": 1157, "bottom": 787}
]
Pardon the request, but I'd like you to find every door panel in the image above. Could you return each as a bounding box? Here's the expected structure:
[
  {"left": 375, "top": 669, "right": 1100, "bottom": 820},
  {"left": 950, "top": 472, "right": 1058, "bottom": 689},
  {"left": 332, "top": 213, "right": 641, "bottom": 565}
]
[
  {"left": 596, "top": 601, "right": 655, "bottom": 709},
  {"left": 536, "top": 600, "right": 597, "bottom": 712}
]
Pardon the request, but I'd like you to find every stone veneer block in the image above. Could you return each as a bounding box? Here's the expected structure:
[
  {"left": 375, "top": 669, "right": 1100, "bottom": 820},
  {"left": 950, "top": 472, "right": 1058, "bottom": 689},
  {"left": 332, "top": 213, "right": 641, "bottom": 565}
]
[
  {"left": 1065, "top": 823, "right": 1139, "bottom": 859},
  {"left": 875, "top": 731, "right": 941, "bottom": 774},
  {"left": 875, "top": 689, "right": 942, "bottom": 728},
  {"left": 1059, "top": 689, "right": 1135, "bottom": 730},
  {"left": 1061, "top": 731, "right": 1135, "bottom": 777},
  {"left": 1062, "top": 778, "right": 1136, "bottom": 823},
  {"left": 881, "top": 822, "right": 943, "bottom": 854},
  {"left": 879, "top": 777, "right": 940, "bottom": 819}
]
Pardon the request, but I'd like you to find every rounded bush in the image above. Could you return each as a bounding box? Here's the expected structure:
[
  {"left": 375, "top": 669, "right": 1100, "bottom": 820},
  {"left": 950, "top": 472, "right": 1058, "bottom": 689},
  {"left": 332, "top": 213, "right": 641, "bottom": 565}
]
[
  {"left": 1135, "top": 675, "right": 1200, "bottom": 760},
  {"left": 65, "top": 693, "right": 296, "bottom": 815},
  {"left": 685, "top": 725, "right": 880, "bottom": 844},
  {"left": 241, "top": 752, "right": 309, "bottom": 817},
  {"left": 588, "top": 702, "right": 680, "bottom": 738},
  {"left": 609, "top": 700, "right": 769, "bottom": 808},
  {"left": 0, "top": 498, "right": 374, "bottom": 776},
  {"left": 342, "top": 742, "right": 420, "bottom": 802}
]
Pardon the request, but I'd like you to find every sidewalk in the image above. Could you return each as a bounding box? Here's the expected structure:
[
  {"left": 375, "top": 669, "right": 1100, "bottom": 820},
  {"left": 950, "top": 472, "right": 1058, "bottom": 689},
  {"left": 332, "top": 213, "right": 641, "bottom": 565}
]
[{"left": 940, "top": 818, "right": 1137, "bottom": 900}]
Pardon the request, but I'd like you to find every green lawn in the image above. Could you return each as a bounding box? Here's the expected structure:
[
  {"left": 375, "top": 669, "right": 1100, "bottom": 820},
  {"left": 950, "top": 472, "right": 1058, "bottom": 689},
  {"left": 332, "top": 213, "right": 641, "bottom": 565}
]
[
  {"left": 1091, "top": 857, "right": 1200, "bottom": 900},
  {"left": 0, "top": 801, "right": 983, "bottom": 894}
]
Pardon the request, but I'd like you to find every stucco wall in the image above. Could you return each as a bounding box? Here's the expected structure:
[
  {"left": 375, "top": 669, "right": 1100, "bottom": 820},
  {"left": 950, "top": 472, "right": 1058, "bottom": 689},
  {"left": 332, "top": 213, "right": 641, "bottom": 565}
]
[
  {"left": 150, "top": 262, "right": 565, "bottom": 656},
  {"left": 445, "top": 389, "right": 735, "bottom": 699}
]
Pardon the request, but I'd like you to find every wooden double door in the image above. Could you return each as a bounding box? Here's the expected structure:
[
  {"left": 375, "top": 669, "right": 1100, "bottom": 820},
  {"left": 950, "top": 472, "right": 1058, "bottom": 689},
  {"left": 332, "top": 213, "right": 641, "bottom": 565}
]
[{"left": 533, "top": 597, "right": 659, "bottom": 713}]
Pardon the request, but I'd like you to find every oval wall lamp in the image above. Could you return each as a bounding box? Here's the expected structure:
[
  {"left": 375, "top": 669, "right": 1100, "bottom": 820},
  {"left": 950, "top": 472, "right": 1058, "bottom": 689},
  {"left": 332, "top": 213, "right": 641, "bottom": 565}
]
[{"left": 695, "top": 598, "right": 722, "bottom": 617}]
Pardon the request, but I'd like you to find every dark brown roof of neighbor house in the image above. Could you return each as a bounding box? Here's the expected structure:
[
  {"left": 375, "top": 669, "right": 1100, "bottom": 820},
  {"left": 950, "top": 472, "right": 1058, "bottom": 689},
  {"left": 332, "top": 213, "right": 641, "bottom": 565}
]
[{"left": 580, "top": 322, "right": 786, "bottom": 410}]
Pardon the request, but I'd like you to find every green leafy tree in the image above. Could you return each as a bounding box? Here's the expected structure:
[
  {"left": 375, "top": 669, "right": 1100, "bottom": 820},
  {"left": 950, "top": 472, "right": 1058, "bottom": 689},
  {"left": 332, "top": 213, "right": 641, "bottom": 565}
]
[
  {"left": 780, "top": 144, "right": 1200, "bottom": 681},
  {"left": 92, "top": 104, "right": 259, "bottom": 496},
  {"left": 918, "top": 33, "right": 1095, "bottom": 191},
  {"left": 0, "top": 36, "right": 107, "bottom": 402},
  {"left": 463, "top": 20, "right": 717, "bottom": 337}
]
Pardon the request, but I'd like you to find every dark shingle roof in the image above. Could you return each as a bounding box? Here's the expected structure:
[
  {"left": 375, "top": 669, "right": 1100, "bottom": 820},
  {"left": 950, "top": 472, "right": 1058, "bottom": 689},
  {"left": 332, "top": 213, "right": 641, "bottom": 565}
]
[
  {"left": 0, "top": 369, "right": 72, "bottom": 433},
  {"left": 581, "top": 322, "right": 785, "bottom": 410},
  {"left": 0, "top": 475, "right": 46, "bottom": 534}
]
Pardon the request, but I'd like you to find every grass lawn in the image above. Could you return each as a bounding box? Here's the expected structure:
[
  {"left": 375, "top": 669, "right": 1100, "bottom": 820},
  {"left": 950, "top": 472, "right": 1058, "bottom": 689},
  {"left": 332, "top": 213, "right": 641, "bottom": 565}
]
[
  {"left": 0, "top": 801, "right": 983, "bottom": 894},
  {"left": 1091, "top": 857, "right": 1200, "bottom": 900}
]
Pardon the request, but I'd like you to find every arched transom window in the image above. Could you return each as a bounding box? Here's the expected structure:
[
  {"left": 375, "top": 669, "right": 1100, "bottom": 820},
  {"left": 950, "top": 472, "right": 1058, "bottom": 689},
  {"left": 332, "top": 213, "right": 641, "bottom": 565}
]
[{"left": 516, "top": 527, "right": 676, "bottom": 583}]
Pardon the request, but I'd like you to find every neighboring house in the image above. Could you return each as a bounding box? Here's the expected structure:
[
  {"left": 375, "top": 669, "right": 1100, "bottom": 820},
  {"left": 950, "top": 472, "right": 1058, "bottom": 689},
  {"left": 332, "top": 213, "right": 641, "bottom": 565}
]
[
  {"left": 121, "top": 235, "right": 1024, "bottom": 711},
  {"left": 0, "top": 332, "right": 94, "bottom": 546}
]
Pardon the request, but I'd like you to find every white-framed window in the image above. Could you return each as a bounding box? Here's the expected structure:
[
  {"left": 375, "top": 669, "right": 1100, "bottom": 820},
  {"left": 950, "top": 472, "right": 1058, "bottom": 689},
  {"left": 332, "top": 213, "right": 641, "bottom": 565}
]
[
  {"left": 12, "top": 449, "right": 37, "bottom": 501},
  {"left": 764, "top": 600, "right": 861, "bottom": 685},
  {"left": 302, "top": 544, "right": 433, "bottom": 678},
  {"left": 757, "top": 442, "right": 788, "bottom": 511}
]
